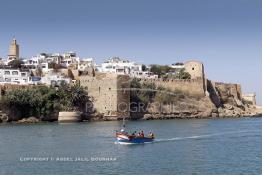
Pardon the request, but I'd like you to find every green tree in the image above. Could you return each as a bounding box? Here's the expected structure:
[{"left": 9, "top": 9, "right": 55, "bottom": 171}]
[
  {"left": 142, "top": 64, "right": 147, "bottom": 71},
  {"left": 150, "top": 64, "right": 173, "bottom": 77},
  {"left": 178, "top": 68, "right": 191, "bottom": 79},
  {"left": 130, "top": 78, "right": 157, "bottom": 111},
  {"left": 54, "top": 83, "right": 90, "bottom": 111},
  {"left": 0, "top": 85, "right": 91, "bottom": 120},
  {"left": 1, "top": 88, "right": 43, "bottom": 119},
  {"left": 150, "top": 65, "right": 162, "bottom": 76},
  {"left": 8, "top": 59, "right": 24, "bottom": 69}
]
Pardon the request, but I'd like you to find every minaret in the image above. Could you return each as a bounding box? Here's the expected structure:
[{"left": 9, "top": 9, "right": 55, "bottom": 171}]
[{"left": 8, "top": 37, "right": 19, "bottom": 60}]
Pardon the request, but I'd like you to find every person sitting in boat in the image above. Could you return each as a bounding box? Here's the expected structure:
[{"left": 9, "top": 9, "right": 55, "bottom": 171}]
[
  {"left": 141, "top": 131, "right": 144, "bottom": 137},
  {"left": 132, "top": 131, "right": 136, "bottom": 137},
  {"left": 148, "top": 132, "right": 155, "bottom": 139}
]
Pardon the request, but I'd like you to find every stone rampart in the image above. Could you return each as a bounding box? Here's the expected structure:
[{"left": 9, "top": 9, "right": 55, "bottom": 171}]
[{"left": 140, "top": 78, "right": 206, "bottom": 97}]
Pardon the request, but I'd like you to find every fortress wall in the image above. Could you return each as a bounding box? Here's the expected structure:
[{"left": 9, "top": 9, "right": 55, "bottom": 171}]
[
  {"left": 116, "top": 75, "right": 130, "bottom": 116},
  {"left": 211, "top": 81, "right": 242, "bottom": 101},
  {"left": 242, "top": 93, "right": 256, "bottom": 105},
  {"left": 69, "top": 69, "right": 80, "bottom": 80},
  {"left": 80, "top": 73, "right": 130, "bottom": 117},
  {"left": 140, "top": 78, "right": 206, "bottom": 97},
  {"left": 236, "top": 84, "right": 242, "bottom": 99}
]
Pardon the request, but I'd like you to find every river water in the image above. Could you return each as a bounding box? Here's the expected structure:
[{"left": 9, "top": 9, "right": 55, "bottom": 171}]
[{"left": 1, "top": 118, "right": 262, "bottom": 175}]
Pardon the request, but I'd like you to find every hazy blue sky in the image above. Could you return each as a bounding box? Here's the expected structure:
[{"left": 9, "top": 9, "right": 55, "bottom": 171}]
[{"left": 0, "top": 0, "right": 261, "bottom": 104}]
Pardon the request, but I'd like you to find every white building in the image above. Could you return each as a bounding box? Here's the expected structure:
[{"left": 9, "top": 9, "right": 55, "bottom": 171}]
[
  {"left": 100, "top": 57, "right": 142, "bottom": 75},
  {"left": 40, "top": 73, "right": 71, "bottom": 86},
  {"left": 22, "top": 57, "right": 40, "bottom": 69},
  {"left": 242, "top": 93, "right": 256, "bottom": 105},
  {"left": 131, "top": 71, "right": 158, "bottom": 79},
  {"left": 61, "top": 52, "right": 80, "bottom": 68},
  {"left": 0, "top": 68, "right": 31, "bottom": 85},
  {"left": 78, "top": 58, "right": 94, "bottom": 71},
  {"left": 22, "top": 52, "right": 81, "bottom": 74}
]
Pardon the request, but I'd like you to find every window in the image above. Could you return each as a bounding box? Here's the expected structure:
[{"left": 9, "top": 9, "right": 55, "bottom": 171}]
[
  {"left": 21, "top": 73, "right": 26, "bottom": 76},
  {"left": 4, "top": 71, "right": 10, "bottom": 75},
  {"left": 192, "top": 67, "right": 195, "bottom": 70},
  {"left": 12, "top": 71, "right": 19, "bottom": 75}
]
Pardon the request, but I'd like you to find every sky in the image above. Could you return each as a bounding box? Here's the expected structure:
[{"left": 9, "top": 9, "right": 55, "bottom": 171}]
[{"left": 0, "top": 0, "right": 261, "bottom": 104}]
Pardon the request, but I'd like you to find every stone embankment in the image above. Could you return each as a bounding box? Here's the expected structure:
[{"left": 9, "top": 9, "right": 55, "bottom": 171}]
[{"left": 58, "top": 111, "right": 82, "bottom": 122}]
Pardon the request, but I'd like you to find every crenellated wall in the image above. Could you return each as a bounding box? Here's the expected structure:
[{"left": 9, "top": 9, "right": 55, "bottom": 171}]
[{"left": 139, "top": 78, "right": 206, "bottom": 97}]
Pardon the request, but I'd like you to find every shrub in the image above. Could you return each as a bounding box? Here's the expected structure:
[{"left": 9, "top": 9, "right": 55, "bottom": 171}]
[{"left": 0, "top": 85, "right": 90, "bottom": 120}]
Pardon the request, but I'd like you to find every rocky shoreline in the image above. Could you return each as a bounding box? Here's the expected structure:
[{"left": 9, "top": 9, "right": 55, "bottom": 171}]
[
  {"left": 1, "top": 112, "right": 262, "bottom": 124},
  {"left": 1, "top": 100, "right": 261, "bottom": 124}
]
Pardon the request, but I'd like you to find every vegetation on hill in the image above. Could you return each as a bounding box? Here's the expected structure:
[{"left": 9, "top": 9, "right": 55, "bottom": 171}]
[
  {"left": 130, "top": 78, "right": 186, "bottom": 113},
  {"left": 150, "top": 65, "right": 172, "bottom": 77},
  {"left": 150, "top": 65, "right": 191, "bottom": 79},
  {"left": 0, "top": 84, "right": 90, "bottom": 120},
  {"left": 163, "top": 68, "right": 191, "bottom": 79}
]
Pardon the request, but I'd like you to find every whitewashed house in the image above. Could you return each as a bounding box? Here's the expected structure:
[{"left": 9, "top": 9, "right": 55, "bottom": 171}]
[
  {"left": 41, "top": 73, "right": 71, "bottom": 86},
  {"left": 0, "top": 68, "right": 31, "bottom": 84},
  {"left": 100, "top": 57, "right": 142, "bottom": 75},
  {"left": 78, "top": 58, "right": 94, "bottom": 71},
  {"left": 131, "top": 71, "right": 158, "bottom": 79}
]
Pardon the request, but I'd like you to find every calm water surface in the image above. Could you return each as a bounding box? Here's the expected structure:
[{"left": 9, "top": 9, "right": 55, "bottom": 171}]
[{"left": 1, "top": 118, "right": 262, "bottom": 175}]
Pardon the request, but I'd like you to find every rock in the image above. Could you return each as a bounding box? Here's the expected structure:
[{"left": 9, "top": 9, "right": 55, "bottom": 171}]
[
  {"left": 235, "top": 98, "right": 244, "bottom": 107},
  {"left": 211, "top": 113, "right": 219, "bottom": 118},
  {"left": 17, "top": 117, "right": 39, "bottom": 123},
  {"left": 218, "top": 107, "right": 224, "bottom": 113},
  {"left": 225, "top": 104, "right": 234, "bottom": 110},
  {"left": 143, "top": 114, "right": 153, "bottom": 120},
  {"left": 0, "top": 113, "right": 9, "bottom": 122}
]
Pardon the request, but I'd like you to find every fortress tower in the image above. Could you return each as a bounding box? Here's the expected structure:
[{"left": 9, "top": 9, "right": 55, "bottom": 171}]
[
  {"left": 184, "top": 60, "right": 205, "bottom": 79},
  {"left": 80, "top": 73, "right": 130, "bottom": 117},
  {"left": 8, "top": 37, "right": 19, "bottom": 60}
]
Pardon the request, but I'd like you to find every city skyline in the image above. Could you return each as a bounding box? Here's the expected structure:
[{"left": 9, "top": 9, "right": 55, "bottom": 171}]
[{"left": 0, "top": 0, "right": 261, "bottom": 104}]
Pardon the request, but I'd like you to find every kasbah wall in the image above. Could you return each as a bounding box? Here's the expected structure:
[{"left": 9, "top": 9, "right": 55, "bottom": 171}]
[
  {"left": 78, "top": 60, "right": 244, "bottom": 117},
  {"left": 141, "top": 60, "right": 207, "bottom": 97},
  {"left": 79, "top": 72, "right": 130, "bottom": 117}
]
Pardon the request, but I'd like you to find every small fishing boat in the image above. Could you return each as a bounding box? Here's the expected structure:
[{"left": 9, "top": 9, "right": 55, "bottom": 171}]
[
  {"left": 115, "top": 117, "right": 155, "bottom": 144},
  {"left": 116, "top": 131, "right": 155, "bottom": 144}
]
